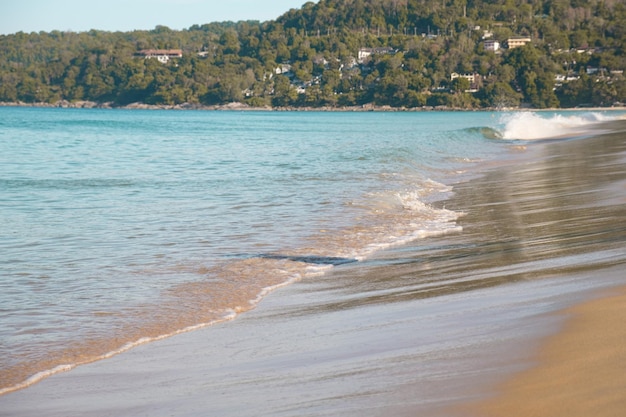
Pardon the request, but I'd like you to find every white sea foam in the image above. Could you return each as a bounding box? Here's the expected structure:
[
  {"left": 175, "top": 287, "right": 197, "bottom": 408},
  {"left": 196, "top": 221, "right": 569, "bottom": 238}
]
[
  {"left": 0, "top": 365, "right": 75, "bottom": 396},
  {"left": 347, "top": 180, "right": 464, "bottom": 262},
  {"left": 499, "top": 112, "right": 616, "bottom": 140},
  {"left": 0, "top": 308, "right": 242, "bottom": 397}
]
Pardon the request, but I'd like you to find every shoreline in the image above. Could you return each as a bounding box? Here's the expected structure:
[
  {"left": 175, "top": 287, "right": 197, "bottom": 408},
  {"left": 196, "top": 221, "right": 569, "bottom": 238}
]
[
  {"left": 1, "top": 112, "right": 624, "bottom": 416},
  {"left": 1, "top": 100, "right": 625, "bottom": 112},
  {"left": 463, "top": 285, "right": 626, "bottom": 417}
]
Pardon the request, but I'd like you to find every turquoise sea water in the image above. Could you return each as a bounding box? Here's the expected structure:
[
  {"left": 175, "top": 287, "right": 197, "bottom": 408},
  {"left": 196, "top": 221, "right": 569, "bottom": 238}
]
[{"left": 0, "top": 107, "right": 623, "bottom": 394}]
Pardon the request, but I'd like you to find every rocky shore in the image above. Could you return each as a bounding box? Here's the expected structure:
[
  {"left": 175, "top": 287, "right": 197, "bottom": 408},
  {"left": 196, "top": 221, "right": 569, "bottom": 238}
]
[
  {"left": 0, "top": 100, "right": 516, "bottom": 112},
  {"left": 2, "top": 100, "right": 624, "bottom": 113}
]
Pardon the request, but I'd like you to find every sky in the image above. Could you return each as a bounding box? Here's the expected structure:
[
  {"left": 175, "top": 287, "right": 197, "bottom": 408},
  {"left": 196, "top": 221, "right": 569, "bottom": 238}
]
[{"left": 0, "top": 0, "right": 315, "bottom": 35}]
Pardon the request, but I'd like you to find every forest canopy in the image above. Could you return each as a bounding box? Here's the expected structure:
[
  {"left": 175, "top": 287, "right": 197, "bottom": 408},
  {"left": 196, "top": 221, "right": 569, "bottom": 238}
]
[{"left": 0, "top": 0, "right": 624, "bottom": 109}]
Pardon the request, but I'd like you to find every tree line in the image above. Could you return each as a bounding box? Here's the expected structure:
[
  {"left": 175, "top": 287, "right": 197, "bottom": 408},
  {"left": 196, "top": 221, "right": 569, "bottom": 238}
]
[{"left": 0, "top": 0, "right": 624, "bottom": 109}]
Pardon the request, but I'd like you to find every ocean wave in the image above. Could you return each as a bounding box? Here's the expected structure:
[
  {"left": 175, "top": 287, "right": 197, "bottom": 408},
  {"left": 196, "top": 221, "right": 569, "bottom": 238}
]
[
  {"left": 464, "top": 126, "right": 503, "bottom": 140},
  {"left": 495, "top": 112, "right": 620, "bottom": 141}
]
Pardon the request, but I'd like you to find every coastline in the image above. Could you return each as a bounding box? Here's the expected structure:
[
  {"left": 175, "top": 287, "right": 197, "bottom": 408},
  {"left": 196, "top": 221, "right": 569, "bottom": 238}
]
[
  {"left": 464, "top": 286, "right": 626, "bottom": 417},
  {"left": 0, "top": 99, "right": 499, "bottom": 111},
  {"left": 1, "top": 100, "right": 625, "bottom": 112}
]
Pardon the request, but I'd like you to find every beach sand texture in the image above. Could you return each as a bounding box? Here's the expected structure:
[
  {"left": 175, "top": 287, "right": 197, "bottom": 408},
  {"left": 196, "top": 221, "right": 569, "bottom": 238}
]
[{"left": 468, "top": 287, "right": 626, "bottom": 417}]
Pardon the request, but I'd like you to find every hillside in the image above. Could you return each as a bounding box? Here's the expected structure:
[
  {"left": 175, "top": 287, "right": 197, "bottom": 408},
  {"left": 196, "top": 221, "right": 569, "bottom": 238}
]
[{"left": 0, "top": 0, "right": 624, "bottom": 109}]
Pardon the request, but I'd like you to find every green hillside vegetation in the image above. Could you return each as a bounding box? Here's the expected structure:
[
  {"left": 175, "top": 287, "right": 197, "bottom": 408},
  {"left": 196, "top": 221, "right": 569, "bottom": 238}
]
[{"left": 1, "top": 0, "right": 624, "bottom": 109}]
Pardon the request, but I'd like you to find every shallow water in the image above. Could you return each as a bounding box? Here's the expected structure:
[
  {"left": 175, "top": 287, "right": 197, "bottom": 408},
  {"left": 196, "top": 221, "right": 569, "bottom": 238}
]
[{"left": 1, "top": 108, "right": 624, "bottom": 397}]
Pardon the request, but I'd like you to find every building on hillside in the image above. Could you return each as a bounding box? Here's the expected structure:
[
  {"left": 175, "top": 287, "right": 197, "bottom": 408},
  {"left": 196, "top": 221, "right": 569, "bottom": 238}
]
[
  {"left": 358, "top": 47, "right": 395, "bottom": 63},
  {"left": 450, "top": 73, "right": 481, "bottom": 92},
  {"left": 451, "top": 73, "right": 477, "bottom": 84},
  {"left": 275, "top": 63, "right": 293, "bottom": 75},
  {"left": 484, "top": 40, "right": 500, "bottom": 52},
  {"left": 482, "top": 30, "right": 494, "bottom": 39},
  {"left": 134, "top": 49, "right": 183, "bottom": 63},
  {"left": 506, "top": 37, "right": 531, "bottom": 49}
]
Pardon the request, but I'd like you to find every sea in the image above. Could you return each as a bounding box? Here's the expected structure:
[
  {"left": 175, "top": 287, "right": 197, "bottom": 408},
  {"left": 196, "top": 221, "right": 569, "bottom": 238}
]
[{"left": 1, "top": 107, "right": 625, "bottom": 406}]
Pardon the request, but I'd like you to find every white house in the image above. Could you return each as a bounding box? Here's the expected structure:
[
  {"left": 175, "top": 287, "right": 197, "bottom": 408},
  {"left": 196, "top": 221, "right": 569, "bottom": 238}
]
[
  {"left": 450, "top": 73, "right": 481, "bottom": 92},
  {"left": 134, "top": 49, "right": 183, "bottom": 63},
  {"left": 484, "top": 40, "right": 500, "bottom": 52},
  {"left": 275, "top": 63, "right": 292, "bottom": 75},
  {"left": 451, "top": 73, "right": 477, "bottom": 83},
  {"left": 358, "top": 47, "right": 395, "bottom": 63}
]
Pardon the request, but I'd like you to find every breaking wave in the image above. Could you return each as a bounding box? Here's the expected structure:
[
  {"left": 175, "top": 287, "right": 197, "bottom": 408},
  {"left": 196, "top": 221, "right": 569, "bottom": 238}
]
[{"left": 496, "top": 112, "right": 620, "bottom": 140}]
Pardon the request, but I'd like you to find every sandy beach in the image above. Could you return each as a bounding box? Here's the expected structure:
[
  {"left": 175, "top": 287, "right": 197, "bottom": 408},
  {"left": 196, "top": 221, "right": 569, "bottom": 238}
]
[{"left": 466, "top": 286, "right": 626, "bottom": 417}]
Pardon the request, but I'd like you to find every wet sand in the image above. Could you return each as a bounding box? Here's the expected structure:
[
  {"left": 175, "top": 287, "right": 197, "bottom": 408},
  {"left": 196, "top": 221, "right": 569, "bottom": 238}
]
[
  {"left": 467, "top": 286, "right": 626, "bottom": 417},
  {"left": 0, "top": 268, "right": 610, "bottom": 417},
  {"left": 1, "top": 120, "right": 625, "bottom": 416}
]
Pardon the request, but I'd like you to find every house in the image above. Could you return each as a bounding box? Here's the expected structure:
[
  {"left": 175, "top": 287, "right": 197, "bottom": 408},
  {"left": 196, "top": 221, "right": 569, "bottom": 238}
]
[
  {"left": 358, "top": 47, "right": 395, "bottom": 63},
  {"left": 484, "top": 40, "right": 500, "bottom": 52},
  {"left": 275, "top": 63, "right": 292, "bottom": 75},
  {"left": 451, "top": 73, "right": 477, "bottom": 84},
  {"left": 506, "top": 37, "right": 531, "bottom": 49},
  {"left": 586, "top": 67, "right": 599, "bottom": 75},
  {"left": 134, "top": 49, "right": 183, "bottom": 63},
  {"left": 450, "top": 73, "right": 481, "bottom": 92}
]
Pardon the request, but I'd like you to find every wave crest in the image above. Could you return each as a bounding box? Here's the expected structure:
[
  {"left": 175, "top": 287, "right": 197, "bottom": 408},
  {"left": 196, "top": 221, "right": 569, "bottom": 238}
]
[{"left": 497, "top": 112, "right": 616, "bottom": 140}]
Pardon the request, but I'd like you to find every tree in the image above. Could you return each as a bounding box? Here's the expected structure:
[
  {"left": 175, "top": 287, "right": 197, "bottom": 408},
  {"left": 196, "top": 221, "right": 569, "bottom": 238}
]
[
  {"left": 0, "top": 0, "right": 623, "bottom": 108},
  {"left": 479, "top": 81, "right": 522, "bottom": 108},
  {"left": 272, "top": 74, "right": 297, "bottom": 107},
  {"left": 451, "top": 76, "right": 470, "bottom": 93}
]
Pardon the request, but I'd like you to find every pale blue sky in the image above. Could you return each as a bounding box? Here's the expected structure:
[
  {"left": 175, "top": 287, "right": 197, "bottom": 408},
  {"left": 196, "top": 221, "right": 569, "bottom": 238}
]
[{"left": 0, "top": 0, "right": 315, "bottom": 35}]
